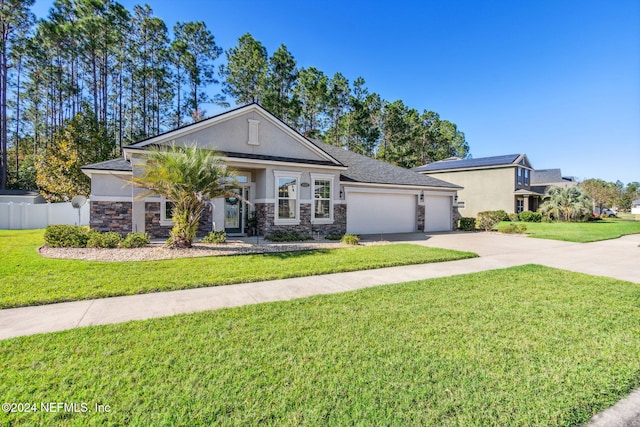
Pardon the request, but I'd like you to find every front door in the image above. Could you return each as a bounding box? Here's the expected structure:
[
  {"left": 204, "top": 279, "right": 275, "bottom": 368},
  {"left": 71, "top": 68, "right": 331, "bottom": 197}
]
[{"left": 224, "top": 188, "right": 248, "bottom": 234}]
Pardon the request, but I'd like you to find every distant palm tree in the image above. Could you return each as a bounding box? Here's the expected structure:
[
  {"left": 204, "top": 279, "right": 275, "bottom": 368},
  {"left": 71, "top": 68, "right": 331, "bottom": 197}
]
[
  {"left": 539, "top": 186, "right": 592, "bottom": 222},
  {"left": 132, "top": 144, "right": 238, "bottom": 248}
]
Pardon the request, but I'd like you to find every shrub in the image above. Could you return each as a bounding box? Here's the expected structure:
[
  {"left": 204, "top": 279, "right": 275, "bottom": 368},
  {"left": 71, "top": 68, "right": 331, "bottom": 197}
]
[
  {"left": 324, "top": 233, "right": 344, "bottom": 241},
  {"left": 201, "top": 230, "right": 227, "bottom": 244},
  {"left": 498, "top": 223, "right": 528, "bottom": 234},
  {"left": 119, "top": 232, "right": 150, "bottom": 248},
  {"left": 340, "top": 234, "right": 360, "bottom": 245},
  {"left": 44, "top": 225, "right": 91, "bottom": 248},
  {"left": 458, "top": 217, "right": 476, "bottom": 231},
  {"left": 264, "top": 231, "right": 314, "bottom": 242},
  {"left": 508, "top": 213, "right": 520, "bottom": 222},
  {"left": 476, "top": 211, "right": 502, "bottom": 231},
  {"left": 87, "top": 231, "right": 122, "bottom": 248},
  {"left": 519, "top": 211, "right": 542, "bottom": 223},
  {"left": 494, "top": 210, "right": 510, "bottom": 221}
]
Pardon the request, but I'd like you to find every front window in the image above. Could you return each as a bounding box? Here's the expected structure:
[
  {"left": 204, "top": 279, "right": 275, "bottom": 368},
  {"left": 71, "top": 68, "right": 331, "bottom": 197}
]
[
  {"left": 516, "top": 198, "right": 524, "bottom": 213},
  {"left": 160, "top": 197, "right": 175, "bottom": 225},
  {"left": 277, "top": 176, "right": 298, "bottom": 220},
  {"left": 314, "top": 179, "right": 331, "bottom": 219},
  {"left": 311, "top": 173, "right": 334, "bottom": 222}
]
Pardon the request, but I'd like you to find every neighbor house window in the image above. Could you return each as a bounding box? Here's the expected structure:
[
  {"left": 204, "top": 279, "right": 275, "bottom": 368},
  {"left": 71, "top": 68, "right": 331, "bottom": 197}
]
[
  {"left": 517, "top": 168, "right": 523, "bottom": 185},
  {"left": 274, "top": 171, "right": 301, "bottom": 222},
  {"left": 516, "top": 198, "right": 524, "bottom": 213},
  {"left": 311, "top": 174, "right": 334, "bottom": 222},
  {"left": 524, "top": 169, "right": 530, "bottom": 186}
]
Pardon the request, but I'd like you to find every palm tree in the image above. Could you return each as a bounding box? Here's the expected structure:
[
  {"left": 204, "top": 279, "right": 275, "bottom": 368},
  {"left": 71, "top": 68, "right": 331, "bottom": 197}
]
[
  {"left": 132, "top": 144, "right": 237, "bottom": 248},
  {"left": 539, "top": 186, "right": 592, "bottom": 222}
]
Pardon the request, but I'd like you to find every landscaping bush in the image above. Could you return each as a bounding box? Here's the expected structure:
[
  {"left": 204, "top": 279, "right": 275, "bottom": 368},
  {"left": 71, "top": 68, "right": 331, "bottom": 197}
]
[
  {"left": 340, "top": 234, "right": 360, "bottom": 245},
  {"left": 264, "top": 230, "right": 314, "bottom": 242},
  {"left": 201, "top": 230, "right": 227, "bottom": 244},
  {"left": 119, "top": 232, "right": 150, "bottom": 248},
  {"left": 44, "top": 225, "right": 91, "bottom": 248},
  {"left": 508, "top": 213, "right": 520, "bottom": 222},
  {"left": 87, "top": 231, "right": 122, "bottom": 248},
  {"left": 493, "top": 210, "right": 510, "bottom": 221},
  {"left": 324, "top": 233, "right": 344, "bottom": 240},
  {"left": 458, "top": 217, "right": 476, "bottom": 231},
  {"left": 476, "top": 211, "right": 502, "bottom": 231},
  {"left": 519, "top": 211, "right": 542, "bottom": 223},
  {"left": 498, "top": 223, "right": 528, "bottom": 234}
]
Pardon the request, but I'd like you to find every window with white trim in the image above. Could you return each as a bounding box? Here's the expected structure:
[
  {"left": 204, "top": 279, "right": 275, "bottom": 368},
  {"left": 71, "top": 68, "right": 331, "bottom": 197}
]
[
  {"left": 275, "top": 171, "right": 301, "bottom": 222},
  {"left": 160, "top": 197, "right": 175, "bottom": 225},
  {"left": 311, "top": 173, "right": 334, "bottom": 223},
  {"left": 314, "top": 183, "right": 331, "bottom": 221}
]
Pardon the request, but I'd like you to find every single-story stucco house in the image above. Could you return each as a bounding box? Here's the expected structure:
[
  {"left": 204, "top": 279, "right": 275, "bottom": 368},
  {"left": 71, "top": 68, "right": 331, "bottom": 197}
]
[{"left": 82, "top": 104, "right": 461, "bottom": 238}]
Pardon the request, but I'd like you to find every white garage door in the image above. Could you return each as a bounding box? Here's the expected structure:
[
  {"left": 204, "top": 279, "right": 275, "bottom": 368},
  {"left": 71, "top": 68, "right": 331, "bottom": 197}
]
[
  {"left": 425, "top": 195, "right": 452, "bottom": 232},
  {"left": 346, "top": 192, "right": 416, "bottom": 234}
]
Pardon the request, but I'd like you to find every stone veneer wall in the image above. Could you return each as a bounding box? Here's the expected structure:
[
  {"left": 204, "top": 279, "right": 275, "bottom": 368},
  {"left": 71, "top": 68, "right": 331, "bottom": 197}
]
[
  {"left": 255, "top": 202, "right": 346, "bottom": 237},
  {"left": 417, "top": 205, "right": 425, "bottom": 232},
  {"left": 90, "top": 201, "right": 132, "bottom": 235},
  {"left": 452, "top": 204, "right": 460, "bottom": 230},
  {"left": 145, "top": 202, "right": 213, "bottom": 239}
]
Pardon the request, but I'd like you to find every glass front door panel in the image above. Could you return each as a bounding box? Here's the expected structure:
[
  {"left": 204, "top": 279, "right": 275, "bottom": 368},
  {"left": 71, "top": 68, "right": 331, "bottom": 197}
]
[{"left": 225, "top": 190, "right": 241, "bottom": 232}]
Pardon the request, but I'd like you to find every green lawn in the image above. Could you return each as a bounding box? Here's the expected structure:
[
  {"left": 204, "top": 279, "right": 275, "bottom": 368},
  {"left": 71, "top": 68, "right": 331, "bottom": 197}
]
[
  {"left": 0, "top": 229, "right": 476, "bottom": 309},
  {"left": 1, "top": 265, "right": 639, "bottom": 426},
  {"left": 500, "top": 218, "right": 640, "bottom": 242}
]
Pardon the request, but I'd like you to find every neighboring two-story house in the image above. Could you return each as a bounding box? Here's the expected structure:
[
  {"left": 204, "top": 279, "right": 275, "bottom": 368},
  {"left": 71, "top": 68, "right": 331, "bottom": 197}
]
[{"left": 413, "top": 154, "right": 546, "bottom": 217}]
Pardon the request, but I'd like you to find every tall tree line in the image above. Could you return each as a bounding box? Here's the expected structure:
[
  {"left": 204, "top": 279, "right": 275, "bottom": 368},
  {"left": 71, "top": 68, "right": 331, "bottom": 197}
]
[
  {"left": 1, "top": 0, "right": 223, "bottom": 194},
  {"left": 221, "top": 33, "right": 469, "bottom": 165},
  {"left": 1, "top": 2, "right": 470, "bottom": 196}
]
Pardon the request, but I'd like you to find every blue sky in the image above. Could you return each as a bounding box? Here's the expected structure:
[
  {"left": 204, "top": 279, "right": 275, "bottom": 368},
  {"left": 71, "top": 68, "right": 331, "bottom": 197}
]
[{"left": 32, "top": 0, "right": 639, "bottom": 183}]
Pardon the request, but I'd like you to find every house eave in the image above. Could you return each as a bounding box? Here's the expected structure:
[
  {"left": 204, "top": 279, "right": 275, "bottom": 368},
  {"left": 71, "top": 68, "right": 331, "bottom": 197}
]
[
  {"left": 222, "top": 155, "right": 347, "bottom": 171},
  {"left": 420, "top": 164, "right": 534, "bottom": 174},
  {"left": 81, "top": 168, "right": 132, "bottom": 178}
]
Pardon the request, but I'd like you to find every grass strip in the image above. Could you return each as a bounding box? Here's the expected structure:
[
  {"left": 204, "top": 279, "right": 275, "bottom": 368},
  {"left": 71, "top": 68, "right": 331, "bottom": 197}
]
[
  {"left": 0, "top": 229, "right": 476, "bottom": 308},
  {"left": 1, "top": 265, "right": 639, "bottom": 426},
  {"left": 500, "top": 218, "right": 640, "bottom": 242}
]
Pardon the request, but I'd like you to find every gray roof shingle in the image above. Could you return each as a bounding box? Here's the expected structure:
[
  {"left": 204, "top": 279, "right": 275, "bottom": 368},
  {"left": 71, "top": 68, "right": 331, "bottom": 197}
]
[
  {"left": 311, "top": 140, "right": 461, "bottom": 189},
  {"left": 82, "top": 157, "right": 132, "bottom": 171},
  {"left": 531, "top": 169, "right": 563, "bottom": 184},
  {"left": 414, "top": 154, "right": 522, "bottom": 172}
]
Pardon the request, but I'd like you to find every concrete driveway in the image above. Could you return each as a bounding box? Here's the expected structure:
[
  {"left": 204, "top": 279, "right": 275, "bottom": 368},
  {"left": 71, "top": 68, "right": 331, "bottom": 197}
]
[{"left": 361, "top": 231, "right": 640, "bottom": 284}]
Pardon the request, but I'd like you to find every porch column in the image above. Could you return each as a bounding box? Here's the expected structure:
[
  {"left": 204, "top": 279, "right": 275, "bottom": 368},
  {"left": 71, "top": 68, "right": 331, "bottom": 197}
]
[{"left": 523, "top": 196, "right": 530, "bottom": 212}]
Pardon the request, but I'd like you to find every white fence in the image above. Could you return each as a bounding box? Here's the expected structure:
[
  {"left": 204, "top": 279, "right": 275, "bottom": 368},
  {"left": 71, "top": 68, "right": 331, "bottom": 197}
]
[{"left": 0, "top": 202, "right": 90, "bottom": 229}]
